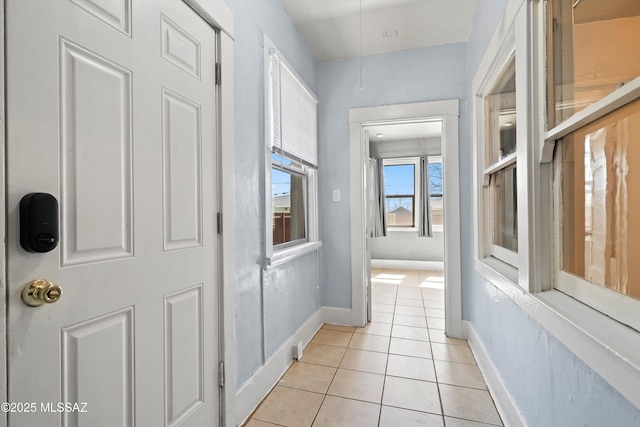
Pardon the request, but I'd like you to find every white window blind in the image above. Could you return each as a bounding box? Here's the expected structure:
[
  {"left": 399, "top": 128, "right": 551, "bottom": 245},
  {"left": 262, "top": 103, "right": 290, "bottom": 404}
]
[{"left": 270, "top": 50, "right": 318, "bottom": 167}]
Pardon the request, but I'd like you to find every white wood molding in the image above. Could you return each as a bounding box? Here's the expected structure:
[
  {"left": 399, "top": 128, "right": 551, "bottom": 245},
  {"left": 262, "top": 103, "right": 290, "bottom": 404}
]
[
  {"left": 463, "top": 321, "right": 528, "bottom": 427},
  {"left": 371, "top": 259, "right": 444, "bottom": 271},
  {"left": 236, "top": 308, "right": 325, "bottom": 426},
  {"left": 348, "top": 100, "right": 462, "bottom": 337},
  {"left": 349, "top": 99, "right": 462, "bottom": 337},
  {"left": 0, "top": 2, "right": 7, "bottom": 426}
]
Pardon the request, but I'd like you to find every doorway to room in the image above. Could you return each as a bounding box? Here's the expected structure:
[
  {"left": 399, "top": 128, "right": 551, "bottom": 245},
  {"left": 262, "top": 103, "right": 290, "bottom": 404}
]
[{"left": 348, "top": 100, "right": 462, "bottom": 338}]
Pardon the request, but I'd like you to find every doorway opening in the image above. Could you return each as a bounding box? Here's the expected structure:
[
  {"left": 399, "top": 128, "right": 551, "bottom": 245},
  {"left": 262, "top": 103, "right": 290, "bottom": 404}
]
[{"left": 348, "top": 100, "right": 461, "bottom": 337}]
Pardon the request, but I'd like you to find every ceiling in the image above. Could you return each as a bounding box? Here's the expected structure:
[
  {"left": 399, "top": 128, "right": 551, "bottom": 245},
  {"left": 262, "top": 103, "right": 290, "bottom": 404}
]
[
  {"left": 282, "top": 0, "right": 479, "bottom": 62},
  {"left": 366, "top": 121, "right": 442, "bottom": 142}
]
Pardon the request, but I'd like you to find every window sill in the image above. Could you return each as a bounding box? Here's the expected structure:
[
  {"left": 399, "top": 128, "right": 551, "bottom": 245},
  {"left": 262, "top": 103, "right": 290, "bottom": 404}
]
[
  {"left": 475, "top": 258, "right": 640, "bottom": 410},
  {"left": 265, "top": 241, "right": 322, "bottom": 269},
  {"left": 475, "top": 256, "right": 519, "bottom": 288}
]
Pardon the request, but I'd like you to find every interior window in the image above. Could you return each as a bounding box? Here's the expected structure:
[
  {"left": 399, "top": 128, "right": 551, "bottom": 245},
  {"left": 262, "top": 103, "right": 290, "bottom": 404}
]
[{"left": 384, "top": 163, "right": 416, "bottom": 227}]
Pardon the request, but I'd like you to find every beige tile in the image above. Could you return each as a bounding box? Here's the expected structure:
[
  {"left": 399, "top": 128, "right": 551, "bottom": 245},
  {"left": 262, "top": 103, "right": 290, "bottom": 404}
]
[
  {"left": 392, "top": 325, "right": 430, "bottom": 341},
  {"left": 382, "top": 376, "right": 441, "bottom": 414},
  {"left": 427, "top": 317, "right": 446, "bottom": 330},
  {"left": 310, "top": 329, "right": 353, "bottom": 347},
  {"left": 396, "top": 297, "right": 424, "bottom": 307},
  {"left": 355, "top": 321, "right": 392, "bottom": 337},
  {"left": 423, "top": 294, "right": 445, "bottom": 302},
  {"left": 395, "top": 305, "right": 426, "bottom": 316},
  {"left": 299, "top": 343, "right": 346, "bottom": 367},
  {"left": 389, "top": 337, "right": 432, "bottom": 359},
  {"left": 252, "top": 386, "right": 323, "bottom": 427},
  {"left": 348, "top": 333, "right": 390, "bottom": 353},
  {"left": 382, "top": 268, "right": 402, "bottom": 274},
  {"left": 372, "top": 312, "right": 394, "bottom": 324},
  {"left": 425, "top": 308, "right": 445, "bottom": 318},
  {"left": 312, "top": 395, "right": 380, "bottom": 427},
  {"left": 322, "top": 324, "right": 356, "bottom": 333},
  {"left": 373, "top": 296, "right": 396, "bottom": 305},
  {"left": 373, "top": 290, "right": 397, "bottom": 299},
  {"left": 393, "top": 314, "right": 427, "bottom": 328},
  {"left": 428, "top": 329, "right": 469, "bottom": 347},
  {"left": 431, "top": 343, "right": 476, "bottom": 364},
  {"left": 339, "top": 348, "right": 388, "bottom": 374},
  {"left": 379, "top": 406, "right": 444, "bottom": 427},
  {"left": 421, "top": 287, "right": 445, "bottom": 296},
  {"left": 439, "top": 384, "right": 502, "bottom": 426},
  {"left": 399, "top": 277, "right": 421, "bottom": 287},
  {"left": 397, "top": 289, "right": 423, "bottom": 299},
  {"left": 244, "top": 419, "right": 282, "bottom": 427},
  {"left": 387, "top": 354, "right": 436, "bottom": 382},
  {"left": 444, "top": 417, "right": 500, "bottom": 427},
  {"left": 434, "top": 360, "right": 487, "bottom": 390},
  {"left": 279, "top": 362, "right": 336, "bottom": 394},
  {"left": 422, "top": 297, "right": 444, "bottom": 310},
  {"left": 372, "top": 303, "right": 395, "bottom": 313},
  {"left": 327, "top": 369, "right": 385, "bottom": 404},
  {"left": 401, "top": 269, "right": 421, "bottom": 276}
]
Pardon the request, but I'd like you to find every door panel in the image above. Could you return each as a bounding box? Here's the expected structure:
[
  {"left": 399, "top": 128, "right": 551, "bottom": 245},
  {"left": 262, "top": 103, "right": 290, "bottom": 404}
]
[{"left": 6, "top": 1, "right": 219, "bottom": 425}]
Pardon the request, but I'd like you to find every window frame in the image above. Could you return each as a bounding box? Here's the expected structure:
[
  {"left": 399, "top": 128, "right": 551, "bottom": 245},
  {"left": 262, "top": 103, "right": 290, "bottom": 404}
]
[
  {"left": 473, "top": 19, "right": 525, "bottom": 278},
  {"left": 270, "top": 158, "right": 309, "bottom": 250},
  {"left": 383, "top": 157, "right": 420, "bottom": 231},
  {"left": 263, "top": 35, "right": 320, "bottom": 268},
  {"left": 471, "top": 0, "right": 640, "bottom": 411}
]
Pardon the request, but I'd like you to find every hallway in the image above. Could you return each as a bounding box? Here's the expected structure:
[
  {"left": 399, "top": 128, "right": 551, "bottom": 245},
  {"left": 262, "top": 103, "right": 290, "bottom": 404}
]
[{"left": 243, "top": 269, "right": 502, "bottom": 426}]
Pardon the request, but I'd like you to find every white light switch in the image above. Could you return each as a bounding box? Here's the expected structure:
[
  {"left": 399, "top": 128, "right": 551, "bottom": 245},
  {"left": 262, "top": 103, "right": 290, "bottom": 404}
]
[{"left": 332, "top": 189, "right": 341, "bottom": 202}]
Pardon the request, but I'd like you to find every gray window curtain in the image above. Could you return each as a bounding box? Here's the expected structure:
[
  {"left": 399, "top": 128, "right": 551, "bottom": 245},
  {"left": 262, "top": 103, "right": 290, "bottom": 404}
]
[
  {"left": 368, "top": 158, "right": 387, "bottom": 237},
  {"left": 419, "top": 156, "right": 433, "bottom": 237}
]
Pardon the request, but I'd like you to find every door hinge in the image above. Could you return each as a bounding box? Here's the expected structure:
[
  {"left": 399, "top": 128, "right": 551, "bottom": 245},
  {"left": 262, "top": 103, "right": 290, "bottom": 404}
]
[
  {"left": 217, "top": 212, "right": 222, "bottom": 235},
  {"left": 215, "top": 62, "right": 221, "bottom": 85},
  {"left": 218, "top": 361, "right": 225, "bottom": 387}
]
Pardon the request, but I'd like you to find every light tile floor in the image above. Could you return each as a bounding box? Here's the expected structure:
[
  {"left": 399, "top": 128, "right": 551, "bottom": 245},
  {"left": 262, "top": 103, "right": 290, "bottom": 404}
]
[{"left": 243, "top": 269, "right": 503, "bottom": 427}]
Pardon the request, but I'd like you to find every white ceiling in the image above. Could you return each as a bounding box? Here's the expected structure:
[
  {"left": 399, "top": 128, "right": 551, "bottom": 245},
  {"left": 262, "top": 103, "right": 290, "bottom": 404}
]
[
  {"left": 282, "top": 0, "right": 478, "bottom": 62},
  {"left": 366, "top": 121, "right": 442, "bottom": 142}
]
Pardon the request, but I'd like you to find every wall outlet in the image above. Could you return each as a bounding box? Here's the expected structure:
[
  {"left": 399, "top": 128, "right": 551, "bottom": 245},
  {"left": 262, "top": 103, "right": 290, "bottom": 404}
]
[
  {"left": 292, "top": 341, "right": 303, "bottom": 360},
  {"left": 332, "top": 189, "right": 341, "bottom": 202}
]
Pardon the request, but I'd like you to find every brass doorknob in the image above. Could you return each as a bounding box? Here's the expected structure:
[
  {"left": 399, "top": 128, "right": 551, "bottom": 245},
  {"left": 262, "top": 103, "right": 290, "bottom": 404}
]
[{"left": 22, "top": 279, "right": 62, "bottom": 307}]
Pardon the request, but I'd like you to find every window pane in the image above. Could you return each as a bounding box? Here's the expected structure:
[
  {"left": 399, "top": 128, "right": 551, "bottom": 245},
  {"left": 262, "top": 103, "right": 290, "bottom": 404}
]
[
  {"left": 485, "top": 57, "right": 516, "bottom": 166},
  {"left": 491, "top": 165, "right": 518, "bottom": 252},
  {"left": 384, "top": 164, "right": 414, "bottom": 196},
  {"left": 272, "top": 167, "right": 306, "bottom": 246},
  {"left": 429, "top": 162, "right": 443, "bottom": 226},
  {"left": 385, "top": 196, "right": 414, "bottom": 227},
  {"left": 561, "top": 99, "right": 640, "bottom": 300},
  {"left": 550, "top": 0, "right": 640, "bottom": 126}
]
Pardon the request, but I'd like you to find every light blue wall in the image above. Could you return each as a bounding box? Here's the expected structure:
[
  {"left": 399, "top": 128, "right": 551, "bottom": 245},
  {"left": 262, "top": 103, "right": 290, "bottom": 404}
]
[
  {"left": 463, "top": 1, "right": 640, "bottom": 425},
  {"left": 370, "top": 231, "right": 444, "bottom": 262},
  {"left": 224, "top": 0, "right": 320, "bottom": 389},
  {"left": 317, "top": 44, "right": 467, "bottom": 307}
]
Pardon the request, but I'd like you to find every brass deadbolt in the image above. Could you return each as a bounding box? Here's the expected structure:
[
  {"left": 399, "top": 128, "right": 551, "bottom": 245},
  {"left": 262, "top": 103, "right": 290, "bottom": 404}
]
[{"left": 22, "top": 279, "right": 62, "bottom": 307}]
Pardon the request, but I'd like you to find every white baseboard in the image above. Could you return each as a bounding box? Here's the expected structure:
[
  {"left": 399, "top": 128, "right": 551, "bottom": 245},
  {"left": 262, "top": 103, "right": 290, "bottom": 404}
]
[
  {"left": 462, "top": 321, "right": 527, "bottom": 427},
  {"left": 321, "top": 306, "right": 353, "bottom": 326},
  {"left": 371, "top": 259, "right": 444, "bottom": 271},
  {"left": 236, "top": 308, "right": 325, "bottom": 426}
]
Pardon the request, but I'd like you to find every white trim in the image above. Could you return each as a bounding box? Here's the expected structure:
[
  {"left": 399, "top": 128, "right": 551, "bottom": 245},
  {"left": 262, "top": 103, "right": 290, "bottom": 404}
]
[
  {"left": 349, "top": 100, "right": 462, "bottom": 336},
  {"left": 490, "top": 244, "right": 518, "bottom": 269},
  {"left": 463, "top": 321, "right": 528, "bottom": 427},
  {"left": 236, "top": 306, "right": 353, "bottom": 426},
  {"left": 471, "top": 270, "right": 640, "bottom": 411},
  {"left": 217, "top": 29, "right": 237, "bottom": 427},
  {"left": 484, "top": 152, "right": 517, "bottom": 176},
  {"left": 556, "top": 271, "right": 640, "bottom": 334},
  {"left": 183, "top": 0, "right": 234, "bottom": 38},
  {"left": 265, "top": 241, "right": 322, "bottom": 269},
  {"left": 371, "top": 259, "right": 444, "bottom": 271},
  {"left": 541, "top": 77, "right": 640, "bottom": 162},
  {"left": 0, "top": 2, "right": 7, "bottom": 425}
]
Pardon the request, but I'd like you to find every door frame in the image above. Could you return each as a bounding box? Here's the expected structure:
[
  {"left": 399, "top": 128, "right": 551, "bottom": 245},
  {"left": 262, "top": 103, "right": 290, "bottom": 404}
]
[
  {"left": 348, "top": 100, "right": 462, "bottom": 337},
  {"left": 0, "top": 1, "right": 236, "bottom": 426}
]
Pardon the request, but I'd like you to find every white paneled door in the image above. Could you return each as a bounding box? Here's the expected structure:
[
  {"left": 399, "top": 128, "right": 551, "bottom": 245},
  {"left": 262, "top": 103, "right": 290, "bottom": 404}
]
[{"left": 6, "top": 1, "right": 219, "bottom": 425}]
